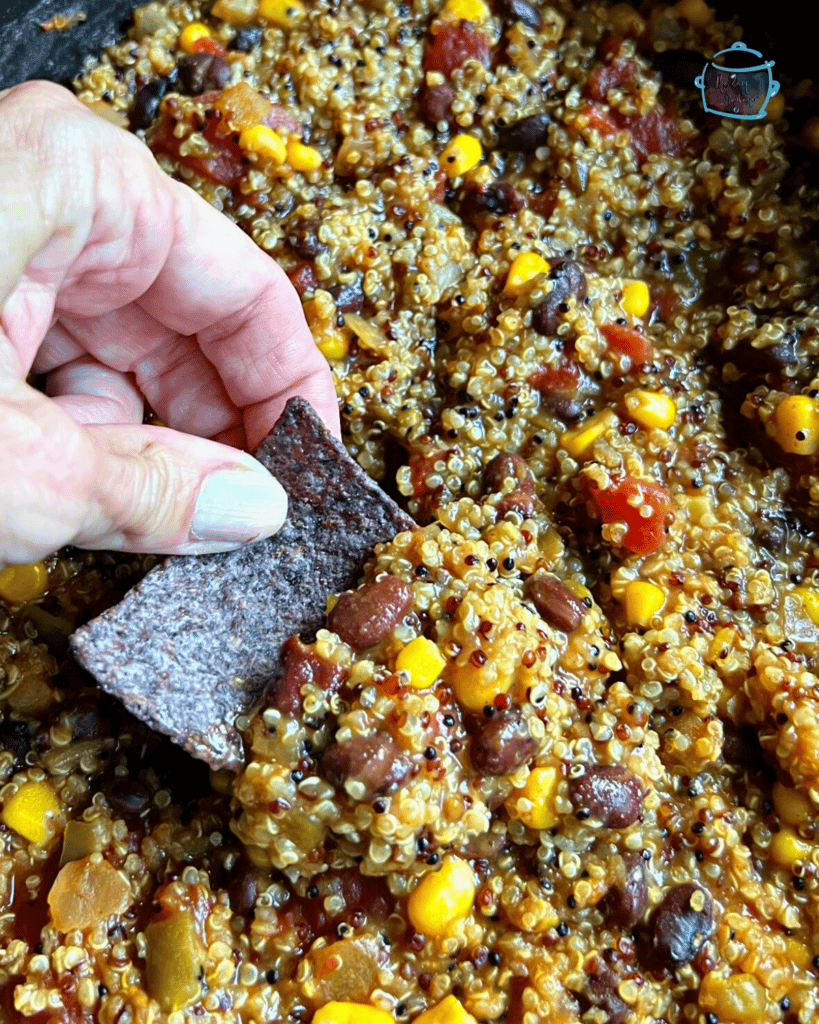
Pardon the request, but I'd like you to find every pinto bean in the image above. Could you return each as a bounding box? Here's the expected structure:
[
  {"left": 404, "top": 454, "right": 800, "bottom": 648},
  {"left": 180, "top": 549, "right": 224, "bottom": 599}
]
[
  {"left": 328, "top": 576, "right": 413, "bottom": 650},
  {"left": 652, "top": 883, "right": 714, "bottom": 968},
  {"left": 568, "top": 765, "right": 644, "bottom": 828},
  {"left": 531, "top": 259, "right": 588, "bottom": 336},
  {"left": 483, "top": 452, "right": 535, "bottom": 494},
  {"left": 524, "top": 574, "right": 585, "bottom": 633},
  {"left": 496, "top": 112, "right": 551, "bottom": 152},
  {"left": 177, "top": 53, "right": 231, "bottom": 95},
  {"left": 599, "top": 852, "right": 648, "bottom": 928},
  {"left": 468, "top": 708, "right": 537, "bottom": 775},
  {"left": 494, "top": 0, "right": 542, "bottom": 29},
  {"left": 322, "top": 734, "right": 411, "bottom": 800}
]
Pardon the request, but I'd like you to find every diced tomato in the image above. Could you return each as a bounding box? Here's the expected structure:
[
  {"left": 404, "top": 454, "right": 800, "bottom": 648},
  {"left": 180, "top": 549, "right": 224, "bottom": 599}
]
[
  {"left": 619, "top": 105, "right": 692, "bottom": 163},
  {"left": 600, "top": 322, "right": 654, "bottom": 365},
  {"left": 423, "top": 21, "right": 493, "bottom": 77},
  {"left": 191, "top": 36, "right": 229, "bottom": 58},
  {"left": 580, "top": 102, "right": 621, "bottom": 137},
  {"left": 149, "top": 109, "right": 246, "bottom": 188},
  {"left": 287, "top": 261, "right": 317, "bottom": 297},
  {"left": 528, "top": 360, "right": 581, "bottom": 396},
  {"left": 585, "top": 58, "right": 637, "bottom": 102},
  {"left": 590, "top": 475, "right": 673, "bottom": 555}
]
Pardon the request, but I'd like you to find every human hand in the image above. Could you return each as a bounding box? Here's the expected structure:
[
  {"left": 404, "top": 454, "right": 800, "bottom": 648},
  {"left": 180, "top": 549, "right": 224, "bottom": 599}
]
[{"left": 0, "top": 80, "right": 339, "bottom": 566}]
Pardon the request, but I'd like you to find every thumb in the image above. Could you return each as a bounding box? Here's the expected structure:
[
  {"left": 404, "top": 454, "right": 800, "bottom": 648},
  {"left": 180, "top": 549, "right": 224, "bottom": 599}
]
[
  {"left": 0, "top": 383, "right": 287, "bottom": 562},
  {"left": 81, "top": 423, "right": 289, "bottom": 556}
]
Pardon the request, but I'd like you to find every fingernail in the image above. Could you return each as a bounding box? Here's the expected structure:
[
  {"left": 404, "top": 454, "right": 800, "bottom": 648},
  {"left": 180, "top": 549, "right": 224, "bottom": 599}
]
[{"left": 188, "top": 463, "right": 288, "bottom": 551}]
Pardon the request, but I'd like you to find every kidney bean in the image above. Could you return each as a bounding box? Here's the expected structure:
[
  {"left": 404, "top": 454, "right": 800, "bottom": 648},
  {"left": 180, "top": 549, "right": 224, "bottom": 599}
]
[
  {"left": 568, "top": 764, "right": 644, "bottom": 828},
  {"left": 229, "top": 859, "right": 263, "bottom": 916},
  {"left": 322, "top": 734, "right": 411, "bottom": 800},
  {"left": 229, "top": 26, "right": 263, "bottom": 51},
  {"left": 266, "top": 636, "right": 348, "bottom": 716},
  {"left": 524, "top": 574, "right": 585, "bottom": 633},
  {"left": 494, "top": 0, "right": 542, "bottom": 29},
  {"left": 288, "top": 218, "right": 327, "bottom": 260},
  {"left": 419, "top": 83, "right": 456, "bottom": 127},
  {"left": 328, "top": 576, "right": 413, "bottom": 650},
  {"left": 599, "top": 851, "right": 648, "bottom": 928},
  {"left": 584, "top": 967, "right": 631, "bottom": 1024},
  {"left": 483, "top": 452, "right": 535, "bottom": 494},
  {"left": 468, "top": 708, "right": 537, "bottom": 775},
  {"left": 496, "top": 490, "right": 538, "bottom": 519},
  {"left": 531, "top": 259, "right": 588, "bottom": 336},
  {"left": 458, "top": 181, "right": 525, "bottom": 226},
  {"left": 177, "top": 53, "right": 231, "bottom": 95},
  {"left": 496, "top": 113, "right": 551, "bottom": 152},
  {"left": 130, "top": 76, "right": 171, "bottom": 130},
  {"left": 651, "top": 883, "right": 714, "bottom": 969},
  {"left": 107, "top": 778, "right": 153, "bottom": 817}
]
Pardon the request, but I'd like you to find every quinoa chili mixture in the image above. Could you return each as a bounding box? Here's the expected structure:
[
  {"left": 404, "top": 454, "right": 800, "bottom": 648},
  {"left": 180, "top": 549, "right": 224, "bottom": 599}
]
[{"left": 2, "top": 0, "right": 819, "bottom": 1021}]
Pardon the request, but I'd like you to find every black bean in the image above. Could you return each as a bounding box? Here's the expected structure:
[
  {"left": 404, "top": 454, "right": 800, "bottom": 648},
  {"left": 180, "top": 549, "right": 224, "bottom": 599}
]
[
  {"left": 130, "top": 77, "right": 170, "bottom": 131},
  {"left": 494, "top": 0, "right": 542, "bottom": 30},
  {"left": 229, "top": 859, "right": 262, "bottom": 916},
  {"left": 598, "top": 852, "right": 648, "bottom": 928},
  {"left": 754, "top": 514, "right": 788, "bottom": 554},
  {"left": 457, "top": 182, "right": 525, "bottom": 226},
  {"left": 0, "top": 718, "right": 31, "bottom": 766},
  {"left": 330, "top": 280, "right": 365, "bottom": 314},
  {"left": 721, "top": 722, "right": 763, "bottom": 769},
  {"left": 322, "top": 734, "right": 411, "bottom": 800},
  {"left": 568, "top": 764, "right": 644, "bottom": 828},
  {"left": 531, "top": 259, "right": 587, "bottom": 336},
  {"left": 483, "top": 452, "right": 535, "bottom": 494},
  {"left": 287, "top": 218, "right": 327, "bottom": 260},
  {"left": 652, "top": 883, "right": 714, "bottom": 968},
  {"left": 467, "top": 708, "right": 537, "bottom": 775},
  {"left": 524, "top": 574, "right": 585, "bottom": 633},
  {"left": 584, "top": 967, "right": 632, "bottom": 1024},
  {"left": 177, "top": 53, "right": 231, "bottom": 95},
  {"left": 107, "top": 778, "right": 153, "bottom": 817},
  {"left": 328, "top": 576, "right": 413, "bottom": 650},
  {"left": 229, "top": 26, "right": 263, "bottom": 52},
  {"left": 496, "top": 112, "right": 551, "bottom": 152}
]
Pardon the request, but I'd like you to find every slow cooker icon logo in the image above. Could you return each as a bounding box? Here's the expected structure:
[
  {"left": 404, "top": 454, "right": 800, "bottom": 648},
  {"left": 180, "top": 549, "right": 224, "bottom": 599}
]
[{"left": 695, "top": 41, "right": 780, "bottom": 120}]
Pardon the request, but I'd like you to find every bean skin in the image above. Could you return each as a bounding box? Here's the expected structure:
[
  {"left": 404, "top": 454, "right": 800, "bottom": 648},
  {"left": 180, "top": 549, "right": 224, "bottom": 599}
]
[
  {"left": 328, "top": 576, "right": 413, "bottom": 650},
  {"left": 652, "top": 883, "right": 714, "bottom": 969},
  {"left": 419, "top": 83, "right": 456, "bottom": 127},
  {"left": 229, "top": 26, "right": 263, "bottom": 52},
  {"left": 177, "top": 53, "right": 231, "bottom": 95},
  {"left": 496, "top": 113, "right": 551, "bottom": 152},
  {"left": 599, "top": 851, "right": 648, "bottom": 928},
  {"left": 531, "top": 259, "right": 588, "bottom": 336},
  {"left": 322, "top": 734, "right": 411, "bottom": 800},
  {"left": 483, "top": 452, "right": 535, "bottom": 494},
  {"left": 494, "top": 0, "right": 543, "bottom": 30},
  {"left": 468, "top": 708, "right": 537, "bottom": 775},
  {"left": 524, "top": 574, "right": 585, "bottom": 633},
  {"left": 130, "top": 76, "right": 172, "bottom": 131},
  {"left": 568, "top": 764, "right": 644, "bottom": 828}
]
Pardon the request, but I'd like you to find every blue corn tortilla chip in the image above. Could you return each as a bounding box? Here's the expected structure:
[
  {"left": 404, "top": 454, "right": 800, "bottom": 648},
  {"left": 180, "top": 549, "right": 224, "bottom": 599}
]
[{"left": 70, "top": 398, "right": 416, "bottom": 771}]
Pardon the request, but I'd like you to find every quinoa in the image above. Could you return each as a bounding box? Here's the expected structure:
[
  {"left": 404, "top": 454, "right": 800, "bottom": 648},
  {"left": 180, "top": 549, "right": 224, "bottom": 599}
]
[{"left": 2, "top": 0, "right": 819, "bottom": 1022}]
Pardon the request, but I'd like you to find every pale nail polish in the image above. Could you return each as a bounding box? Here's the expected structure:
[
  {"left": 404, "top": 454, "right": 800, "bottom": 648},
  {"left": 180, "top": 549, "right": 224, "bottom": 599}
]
[{"left": 188, "top": 464, "right": 288, "bottom": 549}]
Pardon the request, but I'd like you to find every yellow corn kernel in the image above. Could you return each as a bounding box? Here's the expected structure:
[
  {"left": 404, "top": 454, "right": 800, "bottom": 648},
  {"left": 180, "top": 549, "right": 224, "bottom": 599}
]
[
  {"left": 239, "top": 124, "right": 287, "bottom": 163},
  {"left": 674, "top": 0, "right": 712, "bottom": 29},
  {"left": 621, "top": 280, "right": 650, "bottom": 318},
  {"left": 707, "top": 626, "right": 735, "bottom": 663},
  {"left": 442, "top": 0, "right": 489, "bottom": 23},
  {"left": 414, "top": 996, "right": 477, "bottom": 1024},
  {"left": 326, "top": 594, "right": 338, "bottom": 614},
  {"left": 258, "top": 0, "right": 305, "bottom": 27},
  {"left": 179, "top": 22, "right": 212, "bottom": 52},
  {"left": 770, "top": 828, "right": 813, "bottom": 869},
  {"left": 699, "top": 972, "right": 766, "bottom": 1023},
  {"left": 793, "top": 587, "right": 819, "bottom": 626},
  {"left": 623, "top": 580, "right": 665, "bottom": 628},
  {"left": 773, "top": 781, "right": 814, "bottom": 828},
  {"left": 287, "top": 137, "right": 323, "bottom": 173},
  {"left": 624, "top": 389, "right": 677, "bottom": 431},
  {"left": 441, "top": 134, "right": 482, "bottom": 177},
  {"left": 212, "top": 0, "right": 257, "bottom": 22},
  {"left": 396, "top": 637, "right": 446, "bottom": 689},
  {"left": 765, "top": 91, "right": 785, "bottom": 121},
  {"left": 2, "top": 781, "right": 60, "bottom": 845},
  {"left": 503, "top": 253, "right": 550, "bottom": 298},
  {"left": 505, "top": 765, "right": 560, "bottom": 831},
  {"left": 312, "top": 1005, "right": 395, "bottom": 1024},
  {"left": 407, "top": 856, "right": 476, "bottom": 937},
  {"left": 784, "top": 936, "right": 811, "bottom": 970},
  {"left": 448, "top": 651, "right": 512, "bottom": 713},
  {"left": 316, "top": 329, "right": 351, "bottom": 361},
  {"left": 771, "top": 394, "right": 819, "bottom": 456},
  {"left": 560, "top": 409, "right": 618, "bottom": 461},
  {"left": 0, "top": 561, "right": 49, "bottom": 604}
]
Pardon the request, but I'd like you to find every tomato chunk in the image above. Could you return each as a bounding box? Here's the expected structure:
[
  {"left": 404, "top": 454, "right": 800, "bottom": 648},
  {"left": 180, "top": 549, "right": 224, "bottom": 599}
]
[
  {"left": 585, "top": 58, "right": 637, "bottom": 102},
  {"left": 591, "top": 476, "right": 673, "bottom": 554},
  {"left": 600, "top": 322, "right": 654, "bottom": 365},
  {"left": 580, "top": 102, "right": 621, "bottom": 137},
  {"left": 191, "top": 36, "right": 229, "bottom": 58},
  {"left": 619, "top": 106, "right": 691, "bottom": 162},
  {"left": 423, "top": 21, "right": 493, "bottom": 76},
  {"left": 149, "top": 109, "right": 245, "bottom": 188},
  {"left": 528, "top": 361, "right": 581, "bottom": 396}
]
